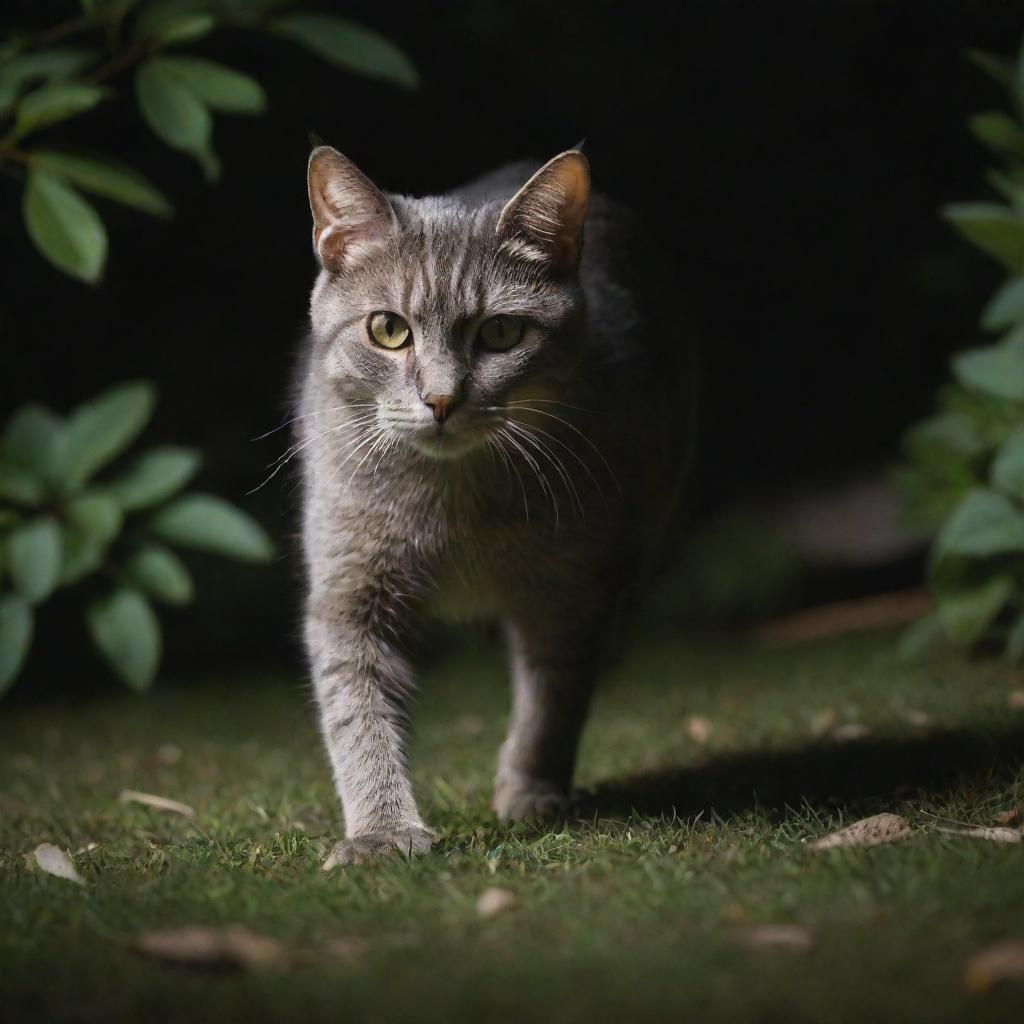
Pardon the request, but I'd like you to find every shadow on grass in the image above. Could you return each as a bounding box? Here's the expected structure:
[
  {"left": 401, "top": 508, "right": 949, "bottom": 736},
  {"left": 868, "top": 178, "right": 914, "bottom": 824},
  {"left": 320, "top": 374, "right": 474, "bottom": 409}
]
[{"left": 587, "top": 725, "right": 1024, "bottom": 819}]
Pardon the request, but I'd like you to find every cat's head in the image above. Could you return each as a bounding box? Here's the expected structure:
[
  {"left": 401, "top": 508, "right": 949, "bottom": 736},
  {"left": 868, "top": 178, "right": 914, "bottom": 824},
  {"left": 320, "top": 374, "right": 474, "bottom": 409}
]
[{"left": 305, "top": 146, "right": 590, "bottom": 460}]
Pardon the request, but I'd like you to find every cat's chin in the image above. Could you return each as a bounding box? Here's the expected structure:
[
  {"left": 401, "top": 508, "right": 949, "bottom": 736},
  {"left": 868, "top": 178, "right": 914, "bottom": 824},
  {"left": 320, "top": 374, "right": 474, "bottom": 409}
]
[{"left": 408, "top": 430, "right": 486, "bottom": 461}]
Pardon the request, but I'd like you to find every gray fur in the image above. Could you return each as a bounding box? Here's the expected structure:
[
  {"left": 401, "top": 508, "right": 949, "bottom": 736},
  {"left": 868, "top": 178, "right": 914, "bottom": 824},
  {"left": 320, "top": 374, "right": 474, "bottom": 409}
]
[{"left": 297, "top": 148, "right": 691, "bottom": 865}]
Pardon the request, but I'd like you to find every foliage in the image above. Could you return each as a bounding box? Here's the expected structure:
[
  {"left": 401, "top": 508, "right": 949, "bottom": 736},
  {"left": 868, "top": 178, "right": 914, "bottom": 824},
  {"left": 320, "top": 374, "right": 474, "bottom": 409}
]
[
  {"left": 0, "top": 0, "right": 417, "bottom": 283},
  {"left": 900, "top": 41, "right": 1024, "bottom": 661},
  {"left": 0, "top": 382, "right": 273, "bottom": 694}
]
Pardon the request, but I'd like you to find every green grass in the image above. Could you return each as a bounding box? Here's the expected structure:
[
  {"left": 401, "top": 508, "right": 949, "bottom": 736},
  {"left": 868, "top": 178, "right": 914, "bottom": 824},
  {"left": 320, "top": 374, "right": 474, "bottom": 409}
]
[{"left": 2, "top": 626, "right": 1024, "bottom": 1023}]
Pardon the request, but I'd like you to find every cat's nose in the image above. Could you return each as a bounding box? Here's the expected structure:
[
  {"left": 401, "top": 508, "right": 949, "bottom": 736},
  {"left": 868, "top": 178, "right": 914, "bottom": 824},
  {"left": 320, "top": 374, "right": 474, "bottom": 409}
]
[{"left": 423, "top": 393, "right": 461, "bottom": 423}]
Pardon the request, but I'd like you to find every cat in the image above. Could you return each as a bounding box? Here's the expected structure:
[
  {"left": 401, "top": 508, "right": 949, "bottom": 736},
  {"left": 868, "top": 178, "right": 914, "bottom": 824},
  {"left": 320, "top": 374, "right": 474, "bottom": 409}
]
[{"left": 296, "top": 145, "right": 692, "bottom": 865}]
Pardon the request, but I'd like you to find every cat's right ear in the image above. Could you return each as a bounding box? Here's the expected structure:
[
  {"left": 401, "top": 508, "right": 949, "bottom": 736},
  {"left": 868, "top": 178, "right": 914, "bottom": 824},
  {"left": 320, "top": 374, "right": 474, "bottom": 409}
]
[{"left": 307, "top": 146, "right": 396, "bottom": 273}]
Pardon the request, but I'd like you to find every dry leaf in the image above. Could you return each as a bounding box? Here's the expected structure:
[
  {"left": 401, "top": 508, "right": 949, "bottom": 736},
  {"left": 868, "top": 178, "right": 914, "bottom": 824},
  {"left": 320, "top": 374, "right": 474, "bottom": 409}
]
[
  {"left": 965, "top": 940, "right": 1024, "bottom": 992},
  {"left": 809, "top": 813, "right": 910, "bottom": 851},
  {"left": 685, "top": 716, "right": 711, "bottom": 744},
  {"left": 134, "top": 926, "right": 287, "bottom": 971},
  {"left": 760, "top": 589, "right": 928, "bottom": 645},
  {"left": 1008, "top": 690, "right": 1024, "bottom": 711},
  {"left": 994, "top": 808, "right": 1022, "bottom": 827},
  {"left": 936, "top": 825, "right": 1022, "bottom": 844},
  {"left": 32, "top": 843, "right": 84, "bottom": 885},
  {"left": 830, "top": 723, "right": 872, "bottom": 743},
  {"left": 119, "top": 789, "right": 195, "bottom": 818},
  {"left": 737, "top": 924, "right": 814, "bottom": 951},
  {"left": 476, "top": 887, "right": 517, "bottom": 918},
  {"left": 904, "top": 709, "right": 931, "bottom": 728}
]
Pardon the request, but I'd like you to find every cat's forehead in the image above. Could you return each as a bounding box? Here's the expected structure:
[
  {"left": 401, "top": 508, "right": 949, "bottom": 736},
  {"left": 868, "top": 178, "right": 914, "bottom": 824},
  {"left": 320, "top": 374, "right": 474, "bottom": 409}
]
[{"left": 381, "top": 196, "right": 493, "bottom": 315}]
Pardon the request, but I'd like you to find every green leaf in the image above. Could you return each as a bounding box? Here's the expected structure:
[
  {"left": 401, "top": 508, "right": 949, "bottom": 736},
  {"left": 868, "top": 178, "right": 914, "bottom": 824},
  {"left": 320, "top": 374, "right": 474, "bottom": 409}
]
[
  {"left": 991, "top": 428, "right": 1024, "bottom": 498},
  {"left": 936, "top": 577, "right": 1013, "bottom": 647},
  {"left": 60, "top": 526, "right": 105, "bottom": 585},
  {"left": 107, "top": 446, "right": 200, "bottom": 510},
  {"left": 0, "top": 48, "right": 98, "bottom": 116},
  {"left": 3, "top": 404, "right": 64, "bottom": 472},
  {"left": 902, "top": 412, "right": 985, "bottom": 461},
  {"left": 67, "top": 491, "right": 123, "bottom": 547},
  {"left": 156, "top": 56, "right": 266, "bottom": 114},
  {"left": 1007, "top": 610, "right": 1024, "bottom": 663},
  {"left": 136, "top": 59, "right": 216, "bottom": 178},
  {"left": 0, "top": 459, "right": 46, "bottom": 506},
  {"left": 150, "top": 494, "right": 274, "bottom": 562},
  {"left": 968, "top": 112, "right": 1024, "bottom": 159},
  {"left": 31, "top": 151, "right": 173, "bottom": 219},
  {"left": 121, "top": 542, "right": 194, "bottom": 605},
  {"left": 986, "top": 169, "right": 1024, "bottom": 209},
  {"left": 981, "top": 277, "right": 1024, "bottom": 331},
  {"left": 935, "top": 487, "right": 1024, "bottom": 559},
  {"left": 943, "top": 203, "right": 1024, "bottom": 271},
  {"left": 272, "top": 14, "right": 419, "bottom": 89},
  {"left": 7, "top": 517, "right": 62, "bottom": 604},
  {"left": 14, "top": 82, "right": 106, "bottom": 138},
  {"left": 58, "top": 382, "right": 155, "bottom": 494},
  {"left": 23, "top": 170, "right": 108, "bottom": 284},
  {"left": 86, "top": 587, "right": 161, "bottom": 691},
  {"left": 952, "top": 344, "right": 1024, "bottom": 401},
  {"left": 898, "top": 613, "right": 944, "bottom": 661},
  {"left": 0, "top": 594, "right": 33, "bottom": 695}
]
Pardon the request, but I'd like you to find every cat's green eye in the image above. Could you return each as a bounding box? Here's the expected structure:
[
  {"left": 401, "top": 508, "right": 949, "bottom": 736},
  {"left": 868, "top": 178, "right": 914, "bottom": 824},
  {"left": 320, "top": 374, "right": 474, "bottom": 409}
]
[
  {"left": 368, "top": 311, "right": 411, "bottom": 350},
  {"left": 478, "top": 315, "right": 525, "bottom": 352}
]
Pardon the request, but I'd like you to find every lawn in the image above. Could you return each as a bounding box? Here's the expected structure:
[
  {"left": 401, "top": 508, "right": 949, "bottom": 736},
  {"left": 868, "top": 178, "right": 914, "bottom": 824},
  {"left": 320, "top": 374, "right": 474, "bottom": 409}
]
[{"left": 2, "top": 623, "right": 1023, "bottom": 1023}]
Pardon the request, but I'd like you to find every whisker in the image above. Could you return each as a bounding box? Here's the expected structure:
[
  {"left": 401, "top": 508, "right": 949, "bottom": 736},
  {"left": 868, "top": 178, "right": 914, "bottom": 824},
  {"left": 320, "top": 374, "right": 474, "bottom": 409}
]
[{"left": 506, "top": 420, "right": 585, "bottom": 520}]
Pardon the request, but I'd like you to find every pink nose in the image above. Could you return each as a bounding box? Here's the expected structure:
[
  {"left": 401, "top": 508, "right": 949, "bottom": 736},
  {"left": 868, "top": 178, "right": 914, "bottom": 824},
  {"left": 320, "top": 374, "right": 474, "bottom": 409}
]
[{"left": 423, "top": 394, "right": 458, "bottom": 423}]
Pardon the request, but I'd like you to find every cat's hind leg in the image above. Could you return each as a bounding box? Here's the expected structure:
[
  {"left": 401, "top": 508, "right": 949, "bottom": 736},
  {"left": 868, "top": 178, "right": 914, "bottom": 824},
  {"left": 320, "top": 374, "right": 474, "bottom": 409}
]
[{"left": 493, "top": 614, "right": 600, "bottom": 822}]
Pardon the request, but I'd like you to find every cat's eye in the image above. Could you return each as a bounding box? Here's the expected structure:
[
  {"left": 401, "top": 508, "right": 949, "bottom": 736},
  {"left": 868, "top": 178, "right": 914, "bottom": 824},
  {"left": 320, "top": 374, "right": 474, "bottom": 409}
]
[
  {"left": 368, "top": 311, "right": 412, "bottom": 350},
  {"left": 478, "top": 315, "right": 525, "bottom": 352}
]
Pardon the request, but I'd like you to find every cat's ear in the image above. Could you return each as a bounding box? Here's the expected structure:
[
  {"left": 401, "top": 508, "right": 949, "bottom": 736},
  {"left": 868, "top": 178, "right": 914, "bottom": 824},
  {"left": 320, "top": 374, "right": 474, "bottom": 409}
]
[
  {"left": 307, "top": 146, "right": 396, "bottom": 272},
  {"left": 496, "top": 150, "right": 590, "bottom": 273}
]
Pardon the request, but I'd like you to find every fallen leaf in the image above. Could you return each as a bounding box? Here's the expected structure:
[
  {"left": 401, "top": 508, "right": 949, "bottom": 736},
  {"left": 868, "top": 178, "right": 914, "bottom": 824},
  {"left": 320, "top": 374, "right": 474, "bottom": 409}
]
[
  {"left": 994, "top": 808, "right": 1022, "bottom": 827},
  {"left": 830, "top": 723, "right": 872, "bottom": 743},
  {"left": 685, "top": 715, "right": 711, "bottom": 744},
  {"left": 476, "top": 887, "right": 517, "bottom": 918},
  {"left": 32, "top": 843, "right": 85, "bottom": 885},
  {"left": 904, "top": 709, "right": 931, "bottom": 727},
  {"left": 809, "top": 813, "right": 910, "bottom": 851},
  {"left": 1009, "top": 690, "right": 1024, "bottom": 711},
  {"left": 935, "top": 825, "right": 1022, "bottom": 844},
  {"left": 119, "top": 789, "right": 194, "bottom": 818},
  {"left": 965, "top": 940, "right": 1024, "bottom": 992},
  {"left": 737, "top": 924, "right": 814, "bottom": 951},
  {"left": 760, "top": 589, "right": 928, "bottom": 645},
  {"left": 134, "top": 926, "right": 286, "bottom": 971}
]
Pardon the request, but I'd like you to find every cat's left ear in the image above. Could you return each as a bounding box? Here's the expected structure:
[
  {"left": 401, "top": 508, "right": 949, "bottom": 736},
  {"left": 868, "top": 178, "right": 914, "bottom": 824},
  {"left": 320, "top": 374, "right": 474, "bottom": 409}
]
[
  {"left": 307, "top": 146, "right": 397, "bottom": 273},
  {"left": 496, "top": 150, "right": 590, "bottom": 273}
]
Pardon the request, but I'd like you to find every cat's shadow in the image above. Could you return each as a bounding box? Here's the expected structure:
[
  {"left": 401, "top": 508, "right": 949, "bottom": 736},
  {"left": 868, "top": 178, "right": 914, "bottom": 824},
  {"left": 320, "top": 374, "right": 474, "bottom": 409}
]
[{"left": 583, "top": 724, "right": 1024, "bottom": 820}]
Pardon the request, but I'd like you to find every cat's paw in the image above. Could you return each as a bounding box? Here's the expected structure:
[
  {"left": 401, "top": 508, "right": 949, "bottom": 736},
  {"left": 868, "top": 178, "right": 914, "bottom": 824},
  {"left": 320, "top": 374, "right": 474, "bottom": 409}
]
[
  {"left": 492, "top": 777, "right": 571, "bottom": 823},
  {"left": 322, "top": 825, "right": 435, "bottom": 868}
]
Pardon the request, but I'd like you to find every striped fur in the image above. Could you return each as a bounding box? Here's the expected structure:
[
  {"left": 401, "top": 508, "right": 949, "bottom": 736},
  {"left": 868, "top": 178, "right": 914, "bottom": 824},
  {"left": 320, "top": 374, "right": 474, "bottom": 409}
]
[{"left": 296, "top": 148, "right": 692, "bottom": 865}]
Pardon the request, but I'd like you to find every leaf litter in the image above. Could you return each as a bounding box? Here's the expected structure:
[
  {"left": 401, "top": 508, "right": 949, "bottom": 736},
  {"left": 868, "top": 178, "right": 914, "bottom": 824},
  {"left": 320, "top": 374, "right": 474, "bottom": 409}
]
[
  {"left": 809, "top": 814, "right": 911, "bottom": 851},
  {"left": 118, "top": 788, "right": 194, "bottom": 817},
  {"left": 31, "top": 843, "right": 85, "bottom": 885}
]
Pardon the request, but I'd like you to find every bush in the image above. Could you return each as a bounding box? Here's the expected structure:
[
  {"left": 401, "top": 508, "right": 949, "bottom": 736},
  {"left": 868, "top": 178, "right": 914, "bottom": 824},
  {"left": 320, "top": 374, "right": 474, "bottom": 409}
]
[
  {"left": 900, "top": 42, "right": 1024, "bottom": 661},
  {"left": 0, "top": 0, "right": 416, "bottom": 282},
  {"left": 0, "top": 382, "right": 273, "bottom": 694}
]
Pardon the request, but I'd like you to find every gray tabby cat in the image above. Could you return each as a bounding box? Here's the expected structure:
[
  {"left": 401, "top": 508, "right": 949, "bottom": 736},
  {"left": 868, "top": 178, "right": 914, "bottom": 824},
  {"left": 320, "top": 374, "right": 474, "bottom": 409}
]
[{"left": 297, "top": 145, "right": 690, "bottom": 865}]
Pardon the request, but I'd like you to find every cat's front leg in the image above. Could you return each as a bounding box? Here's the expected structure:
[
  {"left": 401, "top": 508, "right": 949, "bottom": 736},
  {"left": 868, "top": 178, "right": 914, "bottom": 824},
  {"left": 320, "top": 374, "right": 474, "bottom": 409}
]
[
  {"left": 493, "top": 612, "right": 601, "bottom": 822},
  {"left": 306, "top": 581, "right": 432, "bottom": 866}
]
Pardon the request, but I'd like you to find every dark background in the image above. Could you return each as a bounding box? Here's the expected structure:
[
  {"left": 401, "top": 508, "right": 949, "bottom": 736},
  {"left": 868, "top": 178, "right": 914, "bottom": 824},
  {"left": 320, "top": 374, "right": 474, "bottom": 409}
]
[{"left": 2, "top": 0, "right": 1021, "bottom": 678}]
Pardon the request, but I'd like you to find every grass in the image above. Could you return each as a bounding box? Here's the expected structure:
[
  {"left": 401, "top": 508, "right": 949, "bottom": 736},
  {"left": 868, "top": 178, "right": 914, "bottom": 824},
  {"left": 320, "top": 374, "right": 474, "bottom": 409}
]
[{"left": 2, "top": 624, "right": 1024, "bottom": 1023}]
